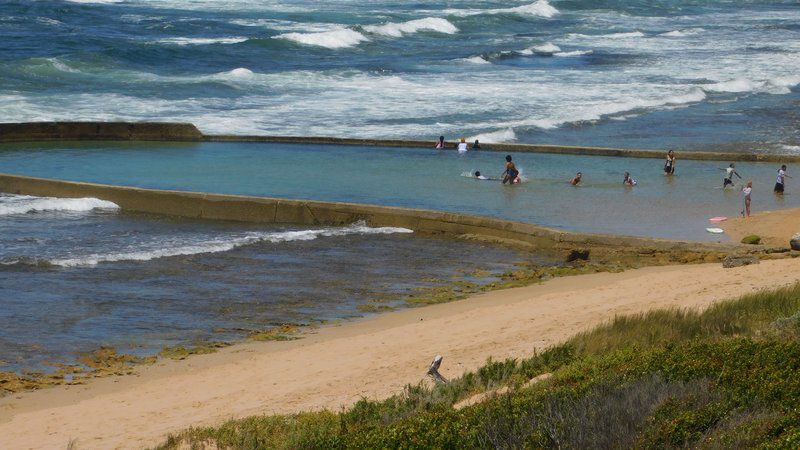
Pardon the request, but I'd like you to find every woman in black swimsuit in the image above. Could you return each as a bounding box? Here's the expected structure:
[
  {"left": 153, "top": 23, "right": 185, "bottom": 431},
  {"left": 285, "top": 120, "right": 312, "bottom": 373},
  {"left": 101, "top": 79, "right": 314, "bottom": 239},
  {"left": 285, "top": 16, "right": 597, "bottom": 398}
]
[{"left": 664, "top": 150, "right": 676, "bottom": 175}]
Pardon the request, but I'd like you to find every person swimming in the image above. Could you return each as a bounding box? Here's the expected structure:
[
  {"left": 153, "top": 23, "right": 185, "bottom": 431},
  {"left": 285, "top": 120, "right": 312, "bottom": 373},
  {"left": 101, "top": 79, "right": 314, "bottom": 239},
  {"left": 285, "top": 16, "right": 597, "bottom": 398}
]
[
  {"left": 435, "top": 136, "right": 445, "bottom": 149},
  {"left": 570, "top": 172, "right": 582, "bottom": 186},
  {"left": 664, "top": 150, "right": 676, "bottom": 175},
  {"left": 457, "top": 137, "right": 469, "bottom": 154},
  {"left": 720, "top": 163, "right": 741, "bottom": 188},
  {"left": 502, "top": 155, "right": 520, "bottom": 184},
  {"left": 623, "top": 171, "right": 637, "bottom": 186},
  {"left": 474, "top": 171, "right": 489, "bottom": 180},
  {"left": 472, "top": 139, "right": 481, "bottom": 150}
]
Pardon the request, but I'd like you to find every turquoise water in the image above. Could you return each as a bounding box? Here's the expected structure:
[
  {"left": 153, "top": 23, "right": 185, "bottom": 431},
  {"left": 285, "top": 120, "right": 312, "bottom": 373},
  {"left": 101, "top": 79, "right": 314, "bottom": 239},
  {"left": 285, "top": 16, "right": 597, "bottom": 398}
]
[
  {"left": 1, "top": 141, "right": 797, "bottom": 240},
  {"left": 1, "top": 0, "right": 799, "bottom": 151}
]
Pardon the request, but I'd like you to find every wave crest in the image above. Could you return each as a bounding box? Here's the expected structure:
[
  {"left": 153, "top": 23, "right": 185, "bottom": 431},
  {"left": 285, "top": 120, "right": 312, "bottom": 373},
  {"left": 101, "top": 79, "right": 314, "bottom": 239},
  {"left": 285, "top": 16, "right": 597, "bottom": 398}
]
[
  {"left": 48, "top": 221, "right": 413, "bottom": 267},
  {"left": 363, "top": 17, "right": 457, "bottom": 37},
  {"left": 0, "top": 195, "right": 119, "bottom": 216},
  {"left": 274, "top": 28, "right": 369, "bottom": 49}
]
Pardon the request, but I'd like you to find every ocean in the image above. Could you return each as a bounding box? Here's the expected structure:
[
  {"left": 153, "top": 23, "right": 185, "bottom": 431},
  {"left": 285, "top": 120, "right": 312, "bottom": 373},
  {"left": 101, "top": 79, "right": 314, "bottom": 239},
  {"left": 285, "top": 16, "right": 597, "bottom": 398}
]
[{"left": 1, "top": 0, "right": 799, "bottom": 151}]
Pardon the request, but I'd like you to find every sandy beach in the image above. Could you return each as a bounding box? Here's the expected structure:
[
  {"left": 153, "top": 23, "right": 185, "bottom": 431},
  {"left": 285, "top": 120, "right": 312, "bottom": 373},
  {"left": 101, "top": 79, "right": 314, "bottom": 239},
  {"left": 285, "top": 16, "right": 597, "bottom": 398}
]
[
  {"left": 722, "top": 207, "right": 800, "bottom": 247},
  {"left": 2, "top": 258, "right": 800, "bottom": 449}
]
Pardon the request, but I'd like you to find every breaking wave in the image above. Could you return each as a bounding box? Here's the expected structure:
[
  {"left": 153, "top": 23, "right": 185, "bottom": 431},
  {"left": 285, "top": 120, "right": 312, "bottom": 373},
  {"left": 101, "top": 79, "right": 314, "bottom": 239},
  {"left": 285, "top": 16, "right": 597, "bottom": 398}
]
[
  {"left": 46, "top": 222, "right": 413, "bottom": 267},
  {"left": 0, "top": 195, "right": 119, "bottom": 216}
]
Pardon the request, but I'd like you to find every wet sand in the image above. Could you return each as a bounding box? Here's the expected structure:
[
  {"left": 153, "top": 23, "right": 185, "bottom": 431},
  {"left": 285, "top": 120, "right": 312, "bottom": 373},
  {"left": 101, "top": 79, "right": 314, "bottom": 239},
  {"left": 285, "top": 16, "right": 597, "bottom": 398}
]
[
  {"left": 2, "top": 259, "right": 800, "bottom": 449},
  {"left": 722, "top": 207, "right": 800, "bottom": 247}
]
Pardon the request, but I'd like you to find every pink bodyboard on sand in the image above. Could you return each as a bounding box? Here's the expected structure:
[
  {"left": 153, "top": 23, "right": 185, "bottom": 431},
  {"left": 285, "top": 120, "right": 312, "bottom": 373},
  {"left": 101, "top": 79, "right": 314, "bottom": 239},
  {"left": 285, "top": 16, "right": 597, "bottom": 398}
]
[{"left": 708, "top": 217, "right": 727, "bottom": 222}]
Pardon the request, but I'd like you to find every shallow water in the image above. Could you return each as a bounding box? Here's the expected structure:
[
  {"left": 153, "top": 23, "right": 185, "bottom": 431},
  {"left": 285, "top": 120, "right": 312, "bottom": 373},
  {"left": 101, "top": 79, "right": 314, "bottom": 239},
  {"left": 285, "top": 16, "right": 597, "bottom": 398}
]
[
  {"left": 1, "top": 141, "right": 798, "bottom": 240},
  {"left": 0, "top": 196, "right": 537, "bottom": 372},
  {"left": 1, "top": 0, "right": 799, "bottom": 151}
]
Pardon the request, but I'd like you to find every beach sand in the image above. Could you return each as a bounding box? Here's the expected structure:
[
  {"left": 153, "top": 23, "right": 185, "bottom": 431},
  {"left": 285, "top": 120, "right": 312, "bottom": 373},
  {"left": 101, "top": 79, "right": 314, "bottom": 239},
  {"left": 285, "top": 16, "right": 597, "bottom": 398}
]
[
  {"left": 2, "top": 259, "right": 800, "bottom": 449},
  {"left": 722, "top": 207, "right": 800, "bottom": 246}
]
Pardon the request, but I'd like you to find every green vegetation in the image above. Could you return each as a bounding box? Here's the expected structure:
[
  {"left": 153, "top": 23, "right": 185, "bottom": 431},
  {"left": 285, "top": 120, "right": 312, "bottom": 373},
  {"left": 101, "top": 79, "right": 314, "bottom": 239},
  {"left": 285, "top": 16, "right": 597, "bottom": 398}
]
[
  {"left": 741, "top": 235, "right": 762, "bottom": 245},
  {"left": 158, "top": 283, "right": 800, "bottom": 449}
]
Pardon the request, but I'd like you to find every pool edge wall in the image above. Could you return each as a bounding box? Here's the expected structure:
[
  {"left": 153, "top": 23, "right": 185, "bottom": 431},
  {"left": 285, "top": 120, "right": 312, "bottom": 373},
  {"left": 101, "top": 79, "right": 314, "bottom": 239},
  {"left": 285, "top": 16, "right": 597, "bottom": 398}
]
[
  {"left": 0, "top": 172, "right": 744, "bottom": 256},
  {"left": 1, "top": 121, "right": 799, "bottom": 163}
]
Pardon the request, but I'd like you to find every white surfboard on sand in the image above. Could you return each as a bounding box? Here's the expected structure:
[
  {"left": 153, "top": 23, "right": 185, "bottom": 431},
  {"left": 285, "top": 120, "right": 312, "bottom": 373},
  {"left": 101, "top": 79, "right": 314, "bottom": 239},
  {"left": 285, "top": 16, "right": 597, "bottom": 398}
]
[{"left": 706, "top": 227, "right": 725, "bottom": 234}]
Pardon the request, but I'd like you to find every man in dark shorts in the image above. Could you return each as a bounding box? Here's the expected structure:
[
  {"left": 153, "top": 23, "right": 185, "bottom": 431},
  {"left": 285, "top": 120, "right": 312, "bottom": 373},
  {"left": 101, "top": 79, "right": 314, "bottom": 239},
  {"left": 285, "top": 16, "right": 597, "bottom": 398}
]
[{"left": 775, "top": 164, "right": 790, "bottom": 194}]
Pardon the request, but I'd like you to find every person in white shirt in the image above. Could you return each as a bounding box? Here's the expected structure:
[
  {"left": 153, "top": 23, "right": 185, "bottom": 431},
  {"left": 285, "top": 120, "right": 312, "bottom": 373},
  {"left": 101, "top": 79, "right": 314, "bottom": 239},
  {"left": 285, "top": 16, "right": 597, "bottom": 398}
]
[
  {"left": 457, "top": 137, "right": 468, "bottom": 154},
  {"left": 742, "top": 180, "right": 752, "bottom": 217},
  {"left": 473, "top": 171, "right": 489, "bottom": 180},
  {"left": 720, "top": 163, "right": 741, "bottom": 188},
  {"left": 774, "top": 164, "right": 790, "bottom": 194},
  {"left": 623, "top": 171, "right": 637, "bottom": 186}
]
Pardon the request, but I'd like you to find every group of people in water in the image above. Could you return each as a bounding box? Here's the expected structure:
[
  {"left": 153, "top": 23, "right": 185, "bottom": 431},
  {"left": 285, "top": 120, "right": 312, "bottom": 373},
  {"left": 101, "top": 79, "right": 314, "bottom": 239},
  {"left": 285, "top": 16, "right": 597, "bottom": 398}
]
[{"left": 438, "top": 137, "right": 792, "bottom": 219}]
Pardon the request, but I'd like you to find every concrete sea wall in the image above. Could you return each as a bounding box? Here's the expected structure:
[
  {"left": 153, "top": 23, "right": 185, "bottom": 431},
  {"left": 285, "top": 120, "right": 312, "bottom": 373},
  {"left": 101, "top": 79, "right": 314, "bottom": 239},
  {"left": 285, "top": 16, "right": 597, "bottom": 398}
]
[
  {"left": 0, "top": 172, "right": 742, "bottom": 258},
  {"left": 0, "top": 121, "right": 798, "bottom": 163},
  {"left": 0, "top": 122, "right": 203, "bottom": 143}
]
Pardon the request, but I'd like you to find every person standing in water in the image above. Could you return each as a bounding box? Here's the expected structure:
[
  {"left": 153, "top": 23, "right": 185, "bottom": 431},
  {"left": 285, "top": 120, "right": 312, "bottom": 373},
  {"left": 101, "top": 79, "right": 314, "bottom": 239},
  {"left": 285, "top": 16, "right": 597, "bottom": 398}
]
[
  {"left": 664, "top": 150, "right": 676, "bottom": 175},
  {"left": 742, "top": 180, "right": 752, "bottom": 217},
  {"left": 623, "top": 172, "right": 637, "bottom": 186},
  {"left": 570, "top": 172, "right": 582, "bottom": 186},
  {"left": 457, "top": 138, "right": 469, "bottom": 154},
  {"left": 720, "top": 163, "right": 741, "bottom": 188},
  {"left": 502, "top": 155, "right": 520, "bottom": 184},
  {"left": 435, "top": 136, "right": 445, "bottom": 149},
  {"left": 472, "top": 139, "right": 481, "bottom": 150},
  {"left": 774, "top": 164, "right": 790, "bottom": 194}
]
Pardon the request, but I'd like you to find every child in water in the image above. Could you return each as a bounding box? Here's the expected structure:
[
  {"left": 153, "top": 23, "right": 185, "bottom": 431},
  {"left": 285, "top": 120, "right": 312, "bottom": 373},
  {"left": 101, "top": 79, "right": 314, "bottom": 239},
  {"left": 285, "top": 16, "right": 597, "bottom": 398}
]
[
  {"left": 742, "top": 180, "right": 752, "bottom": 217},
  {"left": 474, "top": 171, "right": 489, "bottom": 180},
  {"left": 502, "top": 155, "right": 520, "bottom": 184},
  {"left": 623, "top": 172, "right": 637, "bottom": 186},
  {"left": 435, "top": 136, "right": 445, "bottom": 149},
  {"left": 720, "top": 163, "right": 741, "bottom": 188},
  {"left": 457, "top": 138, "right": 469, "bottom": 154},
  {"left": 664, "top": 150, "right": 676, "bottom": 175},
  {"left": 570, "top": 172, "right": 582, "bottom": 186}
]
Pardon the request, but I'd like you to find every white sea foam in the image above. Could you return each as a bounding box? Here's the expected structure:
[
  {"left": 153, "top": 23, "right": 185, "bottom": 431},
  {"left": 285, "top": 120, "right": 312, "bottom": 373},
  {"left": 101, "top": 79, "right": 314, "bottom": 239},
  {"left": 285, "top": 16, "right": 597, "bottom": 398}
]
[
  {"left": 660, "top": 28, "right": 704, "bottom": 37},
  {"left": 156, "top": 37, "right": 249, "bottom": 45},
  {"left": 446, "top": 0, "right": 559, "bottom": 18},
  {"left": 468, "top": 128, "right": 517, "bottom": 143},
  {"left": 532, "top": 42, "right": 561, "bottom": 53},
  {"left": 0, "top": 195, "right": 119, "bottom": 216},
  {"left": 781, "top": 145, "right": 800, "bottom": 153},
  {"left": 458, "top": 56, "right": 491, "bottom": 65},
  {"left": 229, "top": 18, "right": 338, "bottom": 33},
  {"left": 363, "top": 17, "right": 457, "bottom": 37},
  {"left": 554, "top": 50, "right": 593, "bottom": 57},
  {"left": 518, "top": 42, "right": 561, "bottom": 55},
  {"left": 49, "top": 222, "right": 413, "bottom": 267},
  {"left": 704, "top": 78, "right": 758, "bottom": 93},
  {"left": 274, "top": 28, "right": 369, "bottom": 49},
  {"left": 703, "top": 76, "right": 800, "bottom": 95},
  {"left": 570, "top": 31, "right": 645, "bottom": 40},
  {"left": 46, "top": 57, "right": 81, "bottom": 73},
  {"left": 497, "top": 0, "right": 560, "bottom": 17}
]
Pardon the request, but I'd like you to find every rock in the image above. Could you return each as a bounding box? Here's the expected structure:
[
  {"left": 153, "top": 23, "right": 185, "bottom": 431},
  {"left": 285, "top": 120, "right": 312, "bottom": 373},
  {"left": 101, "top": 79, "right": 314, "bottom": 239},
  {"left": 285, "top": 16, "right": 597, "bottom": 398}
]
[
  {"left": 722, "top": 255, "right": 760, "bottom": 268},
  {"left": 740, "top": 235, "right": 761, "bottom": 245},
  {"left": 791, "top": 233, "right": 800, "bottom": 251},
  {"left": 566, "top": 249, "right": 590, "bottom": 262}
]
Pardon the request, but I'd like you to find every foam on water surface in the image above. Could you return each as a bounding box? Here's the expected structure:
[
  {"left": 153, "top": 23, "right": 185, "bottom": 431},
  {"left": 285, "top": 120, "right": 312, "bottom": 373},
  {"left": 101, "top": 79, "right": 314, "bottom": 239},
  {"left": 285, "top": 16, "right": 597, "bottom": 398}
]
[{"left": 0, "top": 194, "right": 119, "bottom": 216}]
